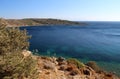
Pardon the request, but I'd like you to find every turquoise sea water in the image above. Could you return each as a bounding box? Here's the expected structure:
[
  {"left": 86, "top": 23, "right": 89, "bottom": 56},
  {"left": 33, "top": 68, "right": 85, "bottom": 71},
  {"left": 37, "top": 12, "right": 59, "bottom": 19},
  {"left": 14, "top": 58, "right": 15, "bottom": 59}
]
[{"left": 21, "top": 22, "right": 120, "bottom": 76}]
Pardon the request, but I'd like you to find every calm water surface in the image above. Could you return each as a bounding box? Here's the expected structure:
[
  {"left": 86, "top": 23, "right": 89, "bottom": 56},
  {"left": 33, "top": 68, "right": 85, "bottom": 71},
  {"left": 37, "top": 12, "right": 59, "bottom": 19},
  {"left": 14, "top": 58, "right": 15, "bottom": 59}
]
[{"left": 21, "top": 22, "right": 120, "bottom": 76}]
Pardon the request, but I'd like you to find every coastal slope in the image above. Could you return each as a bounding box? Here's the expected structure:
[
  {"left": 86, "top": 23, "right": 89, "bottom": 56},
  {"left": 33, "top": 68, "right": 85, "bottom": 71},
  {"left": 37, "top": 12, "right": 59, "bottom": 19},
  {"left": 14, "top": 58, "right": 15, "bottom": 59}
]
[{"left": 36, "top": 56, "right": 119, "bottom": 79}]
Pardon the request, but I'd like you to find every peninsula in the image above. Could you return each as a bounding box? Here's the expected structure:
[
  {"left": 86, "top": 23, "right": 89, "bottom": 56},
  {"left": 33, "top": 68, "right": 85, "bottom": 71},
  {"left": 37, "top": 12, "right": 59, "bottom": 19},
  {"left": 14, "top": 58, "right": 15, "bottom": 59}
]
[{"left": 3, "top": 18, "right": 85, "bottom": 27}]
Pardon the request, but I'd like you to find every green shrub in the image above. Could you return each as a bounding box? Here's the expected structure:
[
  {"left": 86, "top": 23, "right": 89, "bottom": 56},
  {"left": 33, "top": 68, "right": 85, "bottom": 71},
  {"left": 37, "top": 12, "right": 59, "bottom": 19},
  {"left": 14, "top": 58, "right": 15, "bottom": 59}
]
[
  {"left": 0, "top": 19, "right": 38, "bottom": 79},
  {"left": 0, "top": 27, "right": 30, "bottom": 55},
  {"left": 0, "top": 52, "right": 38, "bottom": 79},
  {"left": 67, "top": 58, "right": 84, "bottom": 69},
  {"left": 86, "top": 61, "right": 102, "bottom": 73},
  {"left": 0, "top": 18, "right": 30, "bottom": 55}
]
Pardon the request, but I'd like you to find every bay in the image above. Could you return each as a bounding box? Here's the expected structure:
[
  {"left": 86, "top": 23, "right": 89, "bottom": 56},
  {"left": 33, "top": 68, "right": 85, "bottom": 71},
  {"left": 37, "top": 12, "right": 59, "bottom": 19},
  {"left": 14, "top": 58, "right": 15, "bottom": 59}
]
[{"left": 20, "top": 22, "right": 120, "bottom": 76}]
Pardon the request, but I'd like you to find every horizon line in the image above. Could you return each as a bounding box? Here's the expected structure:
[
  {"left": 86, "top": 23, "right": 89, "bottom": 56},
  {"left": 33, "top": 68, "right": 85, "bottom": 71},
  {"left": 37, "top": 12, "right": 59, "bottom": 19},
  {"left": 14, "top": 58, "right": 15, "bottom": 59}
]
[{"left": 1, "top": 17, "right": 120, "bottom": 22}]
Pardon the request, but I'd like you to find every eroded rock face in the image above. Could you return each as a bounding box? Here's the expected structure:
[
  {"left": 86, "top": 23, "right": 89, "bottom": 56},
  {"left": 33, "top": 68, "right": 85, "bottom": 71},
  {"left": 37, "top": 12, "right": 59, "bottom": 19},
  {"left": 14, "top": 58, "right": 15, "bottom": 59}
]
[{"left": 37, "top": 56, "right": 120, "bottom": 79}]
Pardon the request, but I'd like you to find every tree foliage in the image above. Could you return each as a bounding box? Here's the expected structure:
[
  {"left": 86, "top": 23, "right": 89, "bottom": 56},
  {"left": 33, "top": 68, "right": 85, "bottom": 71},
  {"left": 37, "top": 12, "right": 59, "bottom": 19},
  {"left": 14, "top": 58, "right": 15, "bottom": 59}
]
[
  {"left": 0, "top": 18, "right": 30, "bottom": 55},
  {"left": 0, "top": 18, "right": 38, "bottom": 79}
]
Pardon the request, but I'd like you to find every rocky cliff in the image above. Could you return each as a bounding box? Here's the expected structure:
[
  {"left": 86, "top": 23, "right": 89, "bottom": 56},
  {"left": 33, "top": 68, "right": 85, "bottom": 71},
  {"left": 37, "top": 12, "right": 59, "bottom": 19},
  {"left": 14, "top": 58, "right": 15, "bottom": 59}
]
[{"left": 36, "top": 56, "right": 119, "bottom": 79}]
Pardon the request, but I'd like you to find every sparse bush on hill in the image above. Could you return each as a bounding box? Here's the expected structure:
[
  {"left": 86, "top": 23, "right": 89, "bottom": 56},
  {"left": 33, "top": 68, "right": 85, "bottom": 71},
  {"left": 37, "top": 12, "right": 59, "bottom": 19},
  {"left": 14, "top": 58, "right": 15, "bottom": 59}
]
[
  {"left": 0, "top": 19, "right": 38, "bottom": 79},
  {"left": 67, "top": 58, "right": 84, "bottom": 69},
  {"left": 86, "top": 61, "right": 102, "bottom": 73}
]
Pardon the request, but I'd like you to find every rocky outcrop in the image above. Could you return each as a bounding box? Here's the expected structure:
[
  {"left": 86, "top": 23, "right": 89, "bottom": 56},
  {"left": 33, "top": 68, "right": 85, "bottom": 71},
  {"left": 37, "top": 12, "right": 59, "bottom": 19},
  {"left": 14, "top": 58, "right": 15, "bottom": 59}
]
[{"left": 36, "top": 56, "right": 119, "bottom": 79}]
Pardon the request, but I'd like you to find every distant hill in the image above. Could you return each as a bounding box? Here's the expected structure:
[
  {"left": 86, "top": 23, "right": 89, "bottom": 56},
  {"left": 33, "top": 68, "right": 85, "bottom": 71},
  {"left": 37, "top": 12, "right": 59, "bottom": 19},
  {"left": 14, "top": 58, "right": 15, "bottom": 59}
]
[{"left": 3, "top": 18, "right": 86, "bottom": 27}]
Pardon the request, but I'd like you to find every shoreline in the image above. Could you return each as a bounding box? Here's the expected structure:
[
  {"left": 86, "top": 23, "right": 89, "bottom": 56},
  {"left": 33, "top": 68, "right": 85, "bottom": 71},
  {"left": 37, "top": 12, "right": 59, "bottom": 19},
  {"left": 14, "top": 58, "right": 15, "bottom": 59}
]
[{"left": 4, "top": 18, "right": 86, "bottom": 27}]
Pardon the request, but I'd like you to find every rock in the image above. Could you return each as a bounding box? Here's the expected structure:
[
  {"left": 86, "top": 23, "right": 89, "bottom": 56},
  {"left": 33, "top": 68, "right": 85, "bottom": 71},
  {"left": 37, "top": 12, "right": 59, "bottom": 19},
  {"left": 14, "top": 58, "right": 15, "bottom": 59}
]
[
  {"left": 51, "top": 57, "right": 58, "bottom": 65},
  {"left": 70, "top": 70, "right": 79, "bottom": 76},
  {"left": 43, "top": 60, "right": 58, "bottom": 73},
  {"left": 58, "top": 61, "right": 67, "bottom": 66},
  {"left": 43, "top": 61, "right": 55, "bottom": 70},
  {"left": 83, "top": 70, "right": 90, "bottom": 75},
  {"left": 59, "top": 65, "right": 67, "bottom": 71},
  {"left": 45, "top": 72, "right": 50, "bottom": 75},
  {"left": 41, "top": 56, "right": 51, "bottom": 61},
  {"left": 38, "top": 70, "right": 42, "bottom": 73},
  {"left": 37, "top": 56, "right": 120, "bottom": 79},
  {"left": 57, "top": 57, "right": 65, "bottom": 62},
  {"left": 22, "top": 50, "right": 31, "bottom": 58}
]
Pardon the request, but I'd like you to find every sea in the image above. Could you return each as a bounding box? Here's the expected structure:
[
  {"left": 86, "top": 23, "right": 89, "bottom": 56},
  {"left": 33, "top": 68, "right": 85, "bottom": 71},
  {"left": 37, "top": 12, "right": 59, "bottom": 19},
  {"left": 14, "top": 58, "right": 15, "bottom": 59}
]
[{"left": 20, "top": 22, "right": 120, "bottom": 76}]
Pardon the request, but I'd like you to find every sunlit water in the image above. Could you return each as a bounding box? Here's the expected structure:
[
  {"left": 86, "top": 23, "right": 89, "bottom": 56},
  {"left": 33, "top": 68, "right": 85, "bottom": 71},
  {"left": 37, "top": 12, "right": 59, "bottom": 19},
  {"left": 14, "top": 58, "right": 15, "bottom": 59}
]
[{"left": 21, "top": 22, "right": 120, "bottom": 76}]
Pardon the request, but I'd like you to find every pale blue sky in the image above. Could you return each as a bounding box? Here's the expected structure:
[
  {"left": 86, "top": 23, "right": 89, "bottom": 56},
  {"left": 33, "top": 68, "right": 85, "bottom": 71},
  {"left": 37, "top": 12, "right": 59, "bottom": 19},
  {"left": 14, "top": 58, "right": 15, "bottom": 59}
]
[{"left": 1, "top": 0, "right": 120, "bottom": 21}]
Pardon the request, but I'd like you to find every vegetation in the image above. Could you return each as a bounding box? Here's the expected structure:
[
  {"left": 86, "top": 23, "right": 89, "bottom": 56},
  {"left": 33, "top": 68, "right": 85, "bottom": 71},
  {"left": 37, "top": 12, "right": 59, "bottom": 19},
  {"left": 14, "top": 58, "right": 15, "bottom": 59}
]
[
  {"left": 67, "top": 58, "right": 84, "bottom": 69},
  {"left": 5, "top": 18, "right": 86, "bottom": 27},
  {"left": 0, "top": 18, "right": 38, "bottom": 79},
  {"left": 86, "top": 61, "right": 102, "bottom": 73},
  {"left": 0, "top": 28, "right": 30, "bottom": 55}
]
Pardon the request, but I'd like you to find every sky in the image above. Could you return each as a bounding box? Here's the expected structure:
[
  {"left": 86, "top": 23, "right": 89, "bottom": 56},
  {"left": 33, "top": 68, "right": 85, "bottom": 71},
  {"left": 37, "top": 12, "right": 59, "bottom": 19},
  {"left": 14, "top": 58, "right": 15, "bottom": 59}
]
[{"left": 1, "top": 0, "right": 120, "bottom": 21}]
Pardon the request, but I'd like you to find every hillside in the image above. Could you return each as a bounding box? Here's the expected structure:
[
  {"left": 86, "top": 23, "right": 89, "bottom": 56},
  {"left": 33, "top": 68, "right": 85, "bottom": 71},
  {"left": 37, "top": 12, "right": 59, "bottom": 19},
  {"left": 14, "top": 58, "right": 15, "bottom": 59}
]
[
  {"left": 36, "top": 55, "right": 119, "bottom": 79},
  {"left": 4, "top": 18, "right": 85, "bottom": 27}
]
